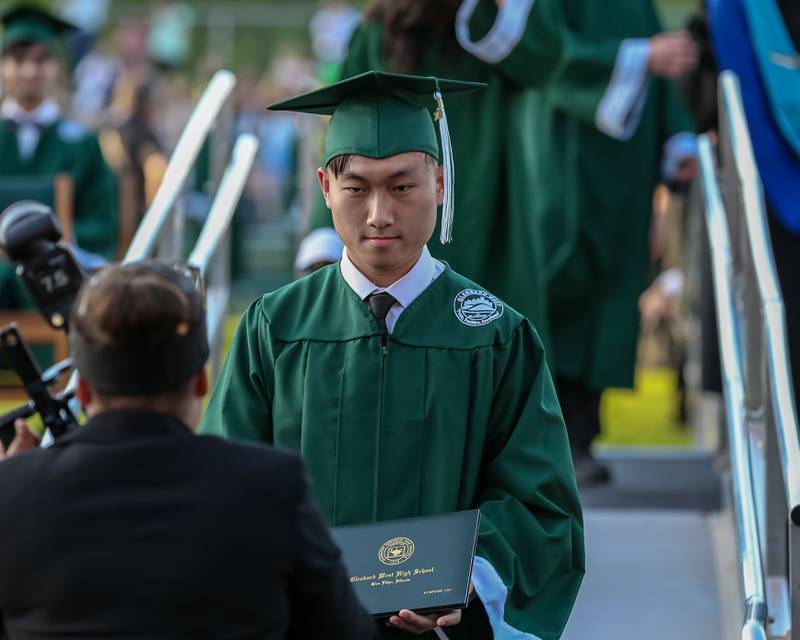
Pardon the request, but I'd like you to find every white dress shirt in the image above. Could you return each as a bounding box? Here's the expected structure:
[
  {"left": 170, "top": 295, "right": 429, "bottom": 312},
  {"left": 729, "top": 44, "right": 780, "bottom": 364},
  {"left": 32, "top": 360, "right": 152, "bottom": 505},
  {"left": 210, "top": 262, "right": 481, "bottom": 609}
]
[
  {"left": 339, "top": 245, "right": 445, "bottom": 334},
  {"left": 1, "top": 98, "right": 61, "bottom": 160}
]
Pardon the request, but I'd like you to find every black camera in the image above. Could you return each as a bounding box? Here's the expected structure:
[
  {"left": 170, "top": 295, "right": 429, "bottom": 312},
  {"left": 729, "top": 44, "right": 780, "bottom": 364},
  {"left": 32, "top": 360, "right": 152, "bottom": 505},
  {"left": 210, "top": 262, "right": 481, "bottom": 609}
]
[
  {"left": 0, "top": 202, "right": 83, "bottom": 450},
  {"left": 0, "top": 201, "right": 84, "bottom": 331}
]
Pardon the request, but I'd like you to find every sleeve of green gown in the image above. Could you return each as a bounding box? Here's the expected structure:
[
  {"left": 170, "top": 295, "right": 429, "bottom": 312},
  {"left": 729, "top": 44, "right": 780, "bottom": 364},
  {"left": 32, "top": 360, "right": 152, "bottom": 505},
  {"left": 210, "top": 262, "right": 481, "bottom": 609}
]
[
  {"left": 541, "top": 0, "right": 652, "bottom": 139},
  {"left": 73, "top": 135, "right": 118, "bottom": 259},
  {"left": 476, "top": 320, "right": 584, "bottom": 640},
  {"left": 455, "top": 0, "right": 561, "bottom": 88},
  {"left": 542, "top": 33, "right": 637, "bottom": 130},
  {"left": 457, "top": 0, "right": 653, "bottom": 139},
  {"left": 200, "top": 299, "right": 275, "bottom": 443}
]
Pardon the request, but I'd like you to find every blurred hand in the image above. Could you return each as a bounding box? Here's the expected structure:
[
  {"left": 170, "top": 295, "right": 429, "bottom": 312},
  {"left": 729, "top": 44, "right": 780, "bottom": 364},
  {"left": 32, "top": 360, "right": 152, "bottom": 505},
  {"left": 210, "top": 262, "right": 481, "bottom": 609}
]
[
  {"left": 0, "top": 419, "right": 39, "bottom": 460},
  {"left": 673, "top": 156, "right": 698, "bottom": 184},
  {"left": 639, "top": 285, "right": 678, "bottom": 332},
  {"left": 387, "top": 608, "right": 462, "bottom": 635},
  {"left": 648, "top": 31, "right": 698, "bottom": 78},
  {"left": 650, "top": 185, "right": 671, "bottom": 261},
  {"left": 495, "top": 0, "right": 506, "bottom": 5}
]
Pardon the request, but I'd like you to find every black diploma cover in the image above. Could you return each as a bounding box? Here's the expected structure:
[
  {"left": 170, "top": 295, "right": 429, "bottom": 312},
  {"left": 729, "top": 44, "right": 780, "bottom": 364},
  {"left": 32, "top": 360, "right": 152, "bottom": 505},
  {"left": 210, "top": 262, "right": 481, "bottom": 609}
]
[{"left": 331, "top": 510, "right": 480, "bottom": 618}]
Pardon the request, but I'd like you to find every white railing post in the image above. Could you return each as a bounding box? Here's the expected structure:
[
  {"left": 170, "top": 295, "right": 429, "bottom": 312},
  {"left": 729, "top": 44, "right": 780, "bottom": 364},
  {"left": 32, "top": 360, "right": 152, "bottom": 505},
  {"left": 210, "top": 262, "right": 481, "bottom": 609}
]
[
  {"left": 698, "top": 133, "right": 768, "bottom": 639},
  {"left": 715, "top": 70, "right": 800, "bottom": 638},
  {"left": 124, "top": 69, "right": 236, "bottom": 264},
  {"left": 188, "top": 133, "right": 259, "bottom": 384}
]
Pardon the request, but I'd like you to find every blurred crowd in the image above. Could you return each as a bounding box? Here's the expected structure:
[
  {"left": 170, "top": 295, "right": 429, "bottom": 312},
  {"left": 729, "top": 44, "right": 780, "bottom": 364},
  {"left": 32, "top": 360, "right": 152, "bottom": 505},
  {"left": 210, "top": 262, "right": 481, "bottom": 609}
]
[{"left": 0, "top": 0, "right": 361, "bottom": 248}]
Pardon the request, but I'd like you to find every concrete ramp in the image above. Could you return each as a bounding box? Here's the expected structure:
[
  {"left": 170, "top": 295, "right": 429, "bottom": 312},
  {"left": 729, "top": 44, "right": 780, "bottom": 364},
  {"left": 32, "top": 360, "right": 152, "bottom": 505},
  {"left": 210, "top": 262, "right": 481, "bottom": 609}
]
[{"left": 563, "top": 509, "right": 726, "bottom": 640}]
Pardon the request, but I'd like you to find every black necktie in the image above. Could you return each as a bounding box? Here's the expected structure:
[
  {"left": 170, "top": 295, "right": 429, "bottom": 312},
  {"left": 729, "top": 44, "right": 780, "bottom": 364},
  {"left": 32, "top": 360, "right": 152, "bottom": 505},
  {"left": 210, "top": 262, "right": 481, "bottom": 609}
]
[{"left": 366, "top": 291, "right": 397, "bottom": 335}]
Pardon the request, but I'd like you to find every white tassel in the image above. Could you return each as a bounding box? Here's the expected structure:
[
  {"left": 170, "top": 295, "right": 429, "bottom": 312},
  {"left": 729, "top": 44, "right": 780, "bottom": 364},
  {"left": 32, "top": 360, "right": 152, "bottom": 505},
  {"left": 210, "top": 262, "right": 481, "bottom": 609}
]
[{"left": 434, "top": 90, "right": 455, "bottom": 244}]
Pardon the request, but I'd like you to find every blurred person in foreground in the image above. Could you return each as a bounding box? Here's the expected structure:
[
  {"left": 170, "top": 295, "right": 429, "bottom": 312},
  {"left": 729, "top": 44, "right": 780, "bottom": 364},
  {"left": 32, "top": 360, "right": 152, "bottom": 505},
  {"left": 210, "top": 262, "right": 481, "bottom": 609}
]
[
  {"left": 202, "top": 71, "right": 584, "bottom": 640},
  {"left": 0, "top": 5, "right": 117, "bottom": 261},
  {"left": 0, "top": 261, "right": 375, "bottom": 640},
  {"left": 530, "top": 1, "right": 699, "bottom": 485}
]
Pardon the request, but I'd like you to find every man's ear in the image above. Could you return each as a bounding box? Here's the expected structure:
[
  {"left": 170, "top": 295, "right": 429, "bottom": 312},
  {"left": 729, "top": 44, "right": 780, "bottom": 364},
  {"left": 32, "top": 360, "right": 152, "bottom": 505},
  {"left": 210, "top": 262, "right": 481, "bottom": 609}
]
[
  {"left": 194, "top": 369, "right": 209, "bottom": 398},
  {"left": 76, "top": 375, "right": 93, "bottom": 408},
  {"left": 435, "top": 165, "right": 444, "bottom": 207},
  {"left": 317, "top": 167, "right": 333, "bottom": 209}
]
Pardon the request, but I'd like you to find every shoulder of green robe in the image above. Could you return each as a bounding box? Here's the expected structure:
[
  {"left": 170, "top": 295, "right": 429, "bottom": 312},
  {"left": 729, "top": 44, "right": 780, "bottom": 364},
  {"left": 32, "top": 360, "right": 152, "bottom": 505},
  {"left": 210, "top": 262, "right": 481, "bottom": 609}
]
[
  {"left": 394, "top": 266, "right": 540, "bottom": 351},
  {"left": 254, "top": 264, "right": 376, "bottom": 343}
]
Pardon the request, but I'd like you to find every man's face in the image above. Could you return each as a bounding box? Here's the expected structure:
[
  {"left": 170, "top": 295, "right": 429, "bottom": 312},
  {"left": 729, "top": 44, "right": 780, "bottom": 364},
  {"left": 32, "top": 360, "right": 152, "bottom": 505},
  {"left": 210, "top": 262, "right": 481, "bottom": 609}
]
[
  {"left": 1, "top": 43, "right": 59, "bottom": 107},
  {"left": 318, "top": 152, "right": 443, "bottom": 281}
]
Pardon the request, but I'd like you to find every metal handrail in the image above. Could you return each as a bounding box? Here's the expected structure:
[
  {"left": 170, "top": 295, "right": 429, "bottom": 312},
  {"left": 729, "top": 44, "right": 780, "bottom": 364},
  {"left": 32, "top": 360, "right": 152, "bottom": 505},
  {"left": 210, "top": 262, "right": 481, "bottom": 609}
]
[
  {"left": 698, "top": 134, "right": 768, "bottom": 638},
  {"left": 188, "top": 134, "right": 258, "bottom": 275},
  {"left": 719, "top": 71, "right": 800, "bottom": 525},
  {"left": 124, "top": 69, "right": 236, "bottom": 263},
  {"left": 188, "top": 134, "right": 258, "bottom": 377}
]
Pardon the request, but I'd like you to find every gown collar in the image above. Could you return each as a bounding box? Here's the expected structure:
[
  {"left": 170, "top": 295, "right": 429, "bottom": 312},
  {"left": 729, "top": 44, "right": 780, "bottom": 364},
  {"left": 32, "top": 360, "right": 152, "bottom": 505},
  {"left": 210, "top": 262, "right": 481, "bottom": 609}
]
[
  {"left": 339, "top": 245, "right": 441, "bottom": 311},
  {"left": 0, "top": 98, "right": 60, "bottom": 126}
]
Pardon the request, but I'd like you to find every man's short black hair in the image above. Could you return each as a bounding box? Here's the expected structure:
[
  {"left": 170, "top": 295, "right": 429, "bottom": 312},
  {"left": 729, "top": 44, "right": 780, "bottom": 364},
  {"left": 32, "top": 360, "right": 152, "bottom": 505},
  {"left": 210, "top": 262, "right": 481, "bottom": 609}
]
[
  {"left": 71, "top": 261, "right": 208, "bottom": 399},
  {"left": 2, "top": 40, "right": 52, "bottom": 59},
  {"left": 326, "top": 152, "right": 438, "bottom": 178}
]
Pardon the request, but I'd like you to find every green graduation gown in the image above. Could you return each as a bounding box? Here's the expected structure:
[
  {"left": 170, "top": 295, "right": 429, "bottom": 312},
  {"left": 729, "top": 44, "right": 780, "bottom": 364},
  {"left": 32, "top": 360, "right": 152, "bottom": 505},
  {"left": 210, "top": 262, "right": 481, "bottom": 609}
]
[
  {"left": 202, "top": 264, "right": 584, "bottom": 640},
  {"left": 0, "top": 117, "right": 118, "bottom": 258},
  {"left": 532, "top": 0, "right": 695, "bottom": 391}
]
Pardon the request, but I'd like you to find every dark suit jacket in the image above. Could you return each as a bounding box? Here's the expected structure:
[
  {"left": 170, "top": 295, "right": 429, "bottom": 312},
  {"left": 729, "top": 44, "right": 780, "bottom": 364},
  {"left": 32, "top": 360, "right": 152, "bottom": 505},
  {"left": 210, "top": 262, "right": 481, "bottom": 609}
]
[{"left": 0, "top": 410, "right": 376, "bottom": 640}]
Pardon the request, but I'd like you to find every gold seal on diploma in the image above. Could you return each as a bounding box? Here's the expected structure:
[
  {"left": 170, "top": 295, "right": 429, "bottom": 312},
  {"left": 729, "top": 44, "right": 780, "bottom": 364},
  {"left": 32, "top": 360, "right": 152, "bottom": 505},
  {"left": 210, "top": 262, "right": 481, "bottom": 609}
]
[{"left": 378, "top": 536, "right": 415, "bottom": 566}]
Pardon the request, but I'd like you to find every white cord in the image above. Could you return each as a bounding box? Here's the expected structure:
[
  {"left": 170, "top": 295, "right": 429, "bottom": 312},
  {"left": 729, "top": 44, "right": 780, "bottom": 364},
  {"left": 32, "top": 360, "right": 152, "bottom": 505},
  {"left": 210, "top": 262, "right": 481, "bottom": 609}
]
[{"left": 435, "top": 90, "right": 456, "bottom": 244}]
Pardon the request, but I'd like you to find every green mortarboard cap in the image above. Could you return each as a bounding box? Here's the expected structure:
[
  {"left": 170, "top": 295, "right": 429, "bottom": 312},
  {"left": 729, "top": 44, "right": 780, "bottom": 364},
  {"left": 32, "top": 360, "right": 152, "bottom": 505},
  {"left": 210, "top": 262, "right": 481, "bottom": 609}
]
[
  {"left": 268, "top": 71, "right": 486, "bottom": 244},
  {"left": 0, "top": 4, "right": 77, "bottom": 52}
]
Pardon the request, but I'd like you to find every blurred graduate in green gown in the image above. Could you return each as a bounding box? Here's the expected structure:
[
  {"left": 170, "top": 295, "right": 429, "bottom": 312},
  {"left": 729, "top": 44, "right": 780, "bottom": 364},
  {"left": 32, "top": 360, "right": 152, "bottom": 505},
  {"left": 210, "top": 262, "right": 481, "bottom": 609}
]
[
  {"left": 0, "top": 5, "right": 117, "bottom": 307},
  {"left": 528, "top": 0, "right": 697, "bottom": 484}
]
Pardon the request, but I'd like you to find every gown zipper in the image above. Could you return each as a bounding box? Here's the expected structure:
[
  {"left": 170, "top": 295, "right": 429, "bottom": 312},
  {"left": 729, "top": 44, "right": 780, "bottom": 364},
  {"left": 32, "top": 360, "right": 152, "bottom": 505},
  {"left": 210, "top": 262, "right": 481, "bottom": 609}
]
[{"left": 372, "top": 335, "right": 388, "bottom": 521}]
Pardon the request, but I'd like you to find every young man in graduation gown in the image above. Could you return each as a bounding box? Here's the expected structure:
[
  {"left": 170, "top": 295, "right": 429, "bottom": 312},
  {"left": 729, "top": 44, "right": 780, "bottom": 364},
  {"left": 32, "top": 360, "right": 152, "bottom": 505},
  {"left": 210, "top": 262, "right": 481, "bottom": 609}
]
[
  {"left": 0, "top": 6, "right": 117, "bottom": 265},
  {"left": 202, "top": 72, "right": 584, "bottom": 640},
  {"left": 527, "top": 0, "right": 698, "bottom": 483}
]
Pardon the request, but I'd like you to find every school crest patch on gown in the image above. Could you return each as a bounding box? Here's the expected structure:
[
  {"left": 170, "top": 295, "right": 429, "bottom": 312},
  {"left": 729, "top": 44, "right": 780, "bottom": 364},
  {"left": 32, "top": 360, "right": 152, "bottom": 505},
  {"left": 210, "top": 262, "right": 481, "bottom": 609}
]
[{"left": 453, "top": 288, "right": 504, "bottom": 326}]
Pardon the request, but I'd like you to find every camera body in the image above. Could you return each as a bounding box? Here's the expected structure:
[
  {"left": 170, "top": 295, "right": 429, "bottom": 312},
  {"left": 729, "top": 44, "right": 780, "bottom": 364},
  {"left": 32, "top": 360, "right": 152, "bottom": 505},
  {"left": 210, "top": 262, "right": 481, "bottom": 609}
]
[
  {"left": 0, "top": 201, "right": 84, "bottom": 448},
  {"left": 0, "top": 201, "right": 84, "bottom": 330}
]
